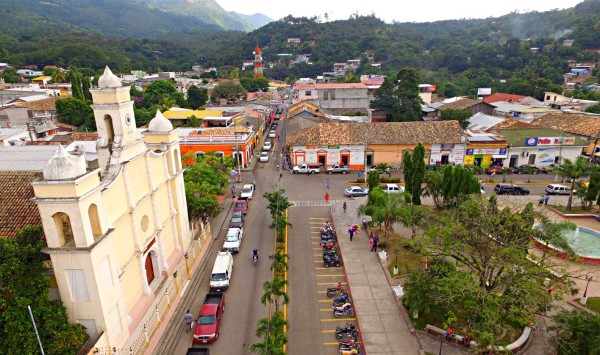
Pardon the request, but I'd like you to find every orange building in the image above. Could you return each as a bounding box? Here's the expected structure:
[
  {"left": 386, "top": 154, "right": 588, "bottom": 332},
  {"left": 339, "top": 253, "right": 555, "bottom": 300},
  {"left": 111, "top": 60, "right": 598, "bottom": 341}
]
[{"left": 178, "top": 126, "right": 256, "bottom": 167}]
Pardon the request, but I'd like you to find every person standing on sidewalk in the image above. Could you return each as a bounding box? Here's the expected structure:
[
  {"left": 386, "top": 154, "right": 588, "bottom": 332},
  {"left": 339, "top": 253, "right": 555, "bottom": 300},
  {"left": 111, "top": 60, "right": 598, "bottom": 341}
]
[
  {"left": 253, "top": 179, "right": 257, "bottom": 190},
  {"left": 348, "top": 225, "right": 354, "bottom": 241},
  {"left": 326, "top": 178, "right": 330, "bottom": 189},
  {"left": 371, "top": 233, "right": 379, "bottom": 252},
  {"left": 184, "top": 310, "right": 193, "bottom": 332}
]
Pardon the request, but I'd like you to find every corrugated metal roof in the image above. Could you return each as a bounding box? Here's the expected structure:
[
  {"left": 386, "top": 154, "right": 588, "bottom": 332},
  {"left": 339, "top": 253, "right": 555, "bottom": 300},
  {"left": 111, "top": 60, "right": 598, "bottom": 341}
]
[{"left": 0, "top": 145, "right": 58, "bottom": 171}]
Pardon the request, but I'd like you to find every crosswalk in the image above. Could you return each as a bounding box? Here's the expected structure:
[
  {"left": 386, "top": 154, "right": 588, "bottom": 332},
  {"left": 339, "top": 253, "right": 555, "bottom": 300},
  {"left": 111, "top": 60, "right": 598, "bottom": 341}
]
[{"left": 288, "top": 200, "right": 340, "bottom": 207}]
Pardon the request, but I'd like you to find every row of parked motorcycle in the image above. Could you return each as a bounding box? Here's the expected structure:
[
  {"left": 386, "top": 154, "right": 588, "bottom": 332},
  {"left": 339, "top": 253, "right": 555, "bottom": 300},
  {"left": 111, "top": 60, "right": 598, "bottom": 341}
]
[
  {"left": 327, "top": 284, "right": 362, "bottom": 353},
  {"left": 321, "top": 224, "right": 341, "bottom": 268}
]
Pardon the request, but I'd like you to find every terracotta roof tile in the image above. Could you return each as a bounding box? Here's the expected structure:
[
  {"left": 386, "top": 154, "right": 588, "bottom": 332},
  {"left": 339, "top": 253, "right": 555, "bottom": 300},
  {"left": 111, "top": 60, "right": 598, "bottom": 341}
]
[
  {"left": 483, "top": 93, "right": 527, "bottom": 104},
  {"left": 438, "top": 98, "right": 482, "bottom": 111},
  {"left": 531, "top": 112, "right": 600, "bottom": 138},
  {"left": 15, "top": 97, "right": 57, "bottom": 111},
  {"left": 0, "top": 171, "right": 43, "bottom": 239},
  {"left": 287, "top": 121, "right": 464, "bottom": 146},
  {"left": 295, "top": 83, "right": 367, "bottom": 90}
]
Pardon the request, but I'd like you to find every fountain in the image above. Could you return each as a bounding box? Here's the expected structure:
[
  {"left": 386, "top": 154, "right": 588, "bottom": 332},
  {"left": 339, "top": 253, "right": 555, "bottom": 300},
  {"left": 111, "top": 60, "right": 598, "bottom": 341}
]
[{"left": 533, "top": 225, "right": 600, "bottom": 265}]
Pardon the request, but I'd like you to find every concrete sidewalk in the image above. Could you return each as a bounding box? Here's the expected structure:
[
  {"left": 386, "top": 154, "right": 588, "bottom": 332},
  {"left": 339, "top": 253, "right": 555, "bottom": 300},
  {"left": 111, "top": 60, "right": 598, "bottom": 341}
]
[{"left": 331, "top": 198, "right": 422, "bottom": 355}]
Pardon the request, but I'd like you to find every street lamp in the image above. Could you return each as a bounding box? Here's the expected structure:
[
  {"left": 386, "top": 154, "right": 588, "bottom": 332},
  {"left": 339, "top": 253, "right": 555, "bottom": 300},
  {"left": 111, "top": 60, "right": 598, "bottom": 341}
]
[
  {"left": 580, "top": 274, "right": 593, "bottom": 305},
  {"left": 393, "top": 248, "right": 400, "bottom": 275}
]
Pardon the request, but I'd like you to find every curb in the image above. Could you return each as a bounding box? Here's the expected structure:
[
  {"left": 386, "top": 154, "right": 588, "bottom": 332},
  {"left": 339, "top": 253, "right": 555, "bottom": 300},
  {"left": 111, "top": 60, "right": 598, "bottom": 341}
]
[{"left": 545, "top": 206, "right": 597, "bottom": 219}]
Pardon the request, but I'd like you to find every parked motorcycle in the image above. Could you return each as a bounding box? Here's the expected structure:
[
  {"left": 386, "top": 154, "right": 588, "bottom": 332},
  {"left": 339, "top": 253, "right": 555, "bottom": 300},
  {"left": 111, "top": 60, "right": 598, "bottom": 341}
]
[
  {"left": 333, "top": 303, "right": 355, "bottom": 318},
  {"left": 333, "top": 293, "right": 350, "bottom": 307},
  {"left": 327, "top": 283, "right": 348, "bottom": 298},
  {"left": 339, "top": 340, "right": 362, "bottom": 353},
  {"left": 323, "top": 253, "right": 341, "bottom": 267},
  {"left": 334, "top": 323, "right": 358, "bottom": 340}
]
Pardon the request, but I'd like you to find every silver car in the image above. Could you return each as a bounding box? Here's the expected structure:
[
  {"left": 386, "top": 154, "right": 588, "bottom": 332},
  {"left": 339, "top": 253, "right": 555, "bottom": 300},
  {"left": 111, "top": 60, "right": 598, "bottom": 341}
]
[{"left": 345, "top": 186, "right": 369, "bottom": 197}]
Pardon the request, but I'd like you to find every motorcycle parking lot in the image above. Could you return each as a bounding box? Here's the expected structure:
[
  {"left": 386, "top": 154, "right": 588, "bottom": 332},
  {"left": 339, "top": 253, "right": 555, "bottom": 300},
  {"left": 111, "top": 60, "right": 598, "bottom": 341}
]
[{"left": 286, "top": 208, "right": 361, "bottom": 354}]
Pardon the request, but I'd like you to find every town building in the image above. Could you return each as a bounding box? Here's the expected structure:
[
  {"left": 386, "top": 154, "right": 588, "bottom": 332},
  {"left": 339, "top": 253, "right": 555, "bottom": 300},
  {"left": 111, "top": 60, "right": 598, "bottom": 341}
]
[
  {"left": 498, "top": 127, "right": 586, "bottom": 168},
  {"left": 30, "top": 67, "right": 191, "bottom": 350},
  {"left": 286, "top": 121, "right": 465, "bottom": 168},
  {"left": 178, "top": 125, "right": 255, "bottom": 167},
  {"left": 531, "top": 112, "right": 600, "bottom": 159},
  {"left": 292, "top": 83, "right": 370, "bottom": 112},
  {"left": 464, "top": 130, "right": 508, "bottom": 168},
  {"left": 437, "top": 98, "right": 496, "bottom": 117}
]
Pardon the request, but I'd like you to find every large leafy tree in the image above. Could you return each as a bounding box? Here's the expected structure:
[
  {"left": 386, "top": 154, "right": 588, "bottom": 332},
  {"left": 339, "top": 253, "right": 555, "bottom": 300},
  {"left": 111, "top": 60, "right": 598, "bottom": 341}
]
[
  {"left": 396, "top": 67, "right": 422, "bottom": 121},
  {"left": 0, "top": 226, "right": 89, "bottom": 354},
  {"left": 182, "top": 152, "right": 232, "bottom": 222},
  {"left": 186, "top": 85, "right": 208, "bottom": 109},
  {"left": 370, "top": 77, "right": 399, "bottom": 121},
  {"left": 210, "top": 81, "right": 247, "bottom": 103},
  {"left": 439, "top": 109, "right": 471, "bottom": 128},
  {"left": 141, "top": 80, "right": 185, "bottom": 109},
  {"left": 550, "top": 309, "right": 600, "bottom": 355},
  {"left": 55, "top": 97, "right": 96, "bottom": 131},
  {"left": 409, "top": 198, "right": 573, "bottom": 347},
  {"left": 424, "top": 164, "right": 481, "bottom": 209}
]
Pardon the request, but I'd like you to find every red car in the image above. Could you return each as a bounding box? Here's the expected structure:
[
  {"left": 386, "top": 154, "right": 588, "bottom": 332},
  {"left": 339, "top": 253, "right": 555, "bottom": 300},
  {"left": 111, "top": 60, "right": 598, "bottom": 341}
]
[
  {"left": 233, "top": 196, "right": 249, "bottom": 215},
  {"left": 193, "top": 294, "right": 225, "bottom": 344},
  {"left": 485, "top": 165, "right": 507, "bottom": 175}
]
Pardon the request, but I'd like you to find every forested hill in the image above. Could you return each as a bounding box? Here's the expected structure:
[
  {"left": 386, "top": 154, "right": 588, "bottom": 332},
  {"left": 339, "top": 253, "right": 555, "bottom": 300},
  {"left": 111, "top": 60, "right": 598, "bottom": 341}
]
[{"left": 0, "top": 0, "right": 222, "bottom": 38}]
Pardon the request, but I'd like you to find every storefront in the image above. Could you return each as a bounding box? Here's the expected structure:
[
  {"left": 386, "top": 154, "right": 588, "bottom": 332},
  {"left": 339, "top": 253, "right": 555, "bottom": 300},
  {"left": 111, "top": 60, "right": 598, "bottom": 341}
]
[
  {"left": 290, "top": 144, "right": 364, "bottom": 169},
  {"left": 464, "top": 147, "right": 508, "bottom": 167},
  {"left": 429, "top": 144, "right": 467, "bottom": 165}
]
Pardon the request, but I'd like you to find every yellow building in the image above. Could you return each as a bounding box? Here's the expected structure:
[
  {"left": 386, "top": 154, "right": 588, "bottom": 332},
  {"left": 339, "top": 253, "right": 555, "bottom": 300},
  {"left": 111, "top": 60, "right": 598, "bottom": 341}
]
[{"left": 31, "top": 67, "right": 190, "bottom": 350}]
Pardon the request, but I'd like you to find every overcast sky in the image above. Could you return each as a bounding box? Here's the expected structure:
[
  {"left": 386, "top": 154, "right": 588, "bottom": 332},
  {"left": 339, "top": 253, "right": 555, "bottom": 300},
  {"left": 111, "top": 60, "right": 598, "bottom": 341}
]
[{"left": 216, "top": 0, "right": 584, "bottom": 23}]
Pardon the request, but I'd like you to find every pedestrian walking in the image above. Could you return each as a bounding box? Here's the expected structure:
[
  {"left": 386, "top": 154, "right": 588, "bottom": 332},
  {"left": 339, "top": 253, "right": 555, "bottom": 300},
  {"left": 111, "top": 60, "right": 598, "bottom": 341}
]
[
  {"left": 326, "top": 178, "right": 330, "bottom": 189},
  {"left": 544, "top": 194, "right": 550, "bottom": 205},
  {"left": 184, "top": 310, "right": 193, "bottom": 332},
  {"left": 253, "top": 179, "right": 257, "bottom": 190},
  {"left": 369, "top": 234, "right": 374, "bottom": 251},
  {"left": 343, "top": 202, "right": 347, "bottom": 213},
  {"left": 231, "top": 184, "right": 236, "bottom": 195},
  {"left": 371, "top": 233, "right": 379, "bottom": 252},
  {"left": 348, "top": 225, "right": 354, "bottom": 241},
  {"left": 324, "top": 192, "right": 330, "bottom": 202}
]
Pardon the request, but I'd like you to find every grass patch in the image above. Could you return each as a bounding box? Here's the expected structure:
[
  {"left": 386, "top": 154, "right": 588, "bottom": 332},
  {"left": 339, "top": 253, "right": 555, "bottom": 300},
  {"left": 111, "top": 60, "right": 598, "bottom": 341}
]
[
  {"left": 585, "top": 297, "right": 600, "bottom": 314},
  {"left": 550, "top": 204, "right": 596, "bottom": 215},
  {"left": 368, "top": 227, "right": 426, "bottom": 276}
]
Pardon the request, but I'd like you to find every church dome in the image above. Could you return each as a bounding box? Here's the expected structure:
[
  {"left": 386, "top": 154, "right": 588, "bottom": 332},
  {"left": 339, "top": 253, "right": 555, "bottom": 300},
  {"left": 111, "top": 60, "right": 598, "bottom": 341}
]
[
  {"left": 98, "top": 66, "right": 122, "bottom": 89},
  {"left": 43, "top": 145, "right": 87, "bottom": 180},
  {"left": 148, "top": 109, "right": 173, "bottom": 132}
]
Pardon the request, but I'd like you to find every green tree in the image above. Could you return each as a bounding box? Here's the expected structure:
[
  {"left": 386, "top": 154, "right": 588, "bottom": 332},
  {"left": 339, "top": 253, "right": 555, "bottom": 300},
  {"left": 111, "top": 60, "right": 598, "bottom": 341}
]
[
  {"left": 81, "top": 76, "right": 92, "bottom": 101},
  {"left": 424, "top": 165, "right": 481, "bottom": 209},
  {"left": 55, "top": 97, "right": 96, "bottom": 130},
  {"left": 2, "top": 68, "right": 20, "bottom": 83},
  {"left": 211, "top": 81, "right": 248, "bottom": 102},
  {"left": 263, "top": 189, "right": 293, "bottom": 239},
  {"left": 51, "top": 70, "right": 68, "bottom": 84},
  {"left": 342, "top": 72, "right": 361, "bottom": 83},
  {"left": 262, "top": 276, "right": 289, "bottom": 313},
  {"left": 186, "top": 85, "right": 208, "bottom": 109},
  {"left": 396, "top": 67, "right": 422, "bottom": 121},
  {"left": 182, "top": 152, "right": 231, "bottom": 222},
  {"left": 399, "top": 204, "right": 428, "bottom": 239},
  {"left": 0, "top": 226, "right": 89, "bottom": 354},
  {"left": 586, "top": 103, "right": 600, "bottom": 114},
  {"left": 439, "top": 109, "right": 471, "bottom": 128},
  {"left": 585, "top": 172, "right": 600, "bottom": 209},
  {"left": 69, "top": 69, "right": 84, "bottom": 100},
  {"left": 556, "top": 157, "right": 596, "bottom": 210},
  {"left": 142, "top": 80, "right": 185, "bottom": 108},
  {"left": 251, "top": 311, "right": 288, "bottom": 355},
  {"left": 370, "top": 77, "right": 399, "bottom": 121},
  {"left": 403, "top": 143, "right": 426, "bottom": 205},
  {"left": 550, "top": 309, "right": 600, "bottom": 355},
  {"left": 357, "top": 188, "right": 409, "bottom": 239}
]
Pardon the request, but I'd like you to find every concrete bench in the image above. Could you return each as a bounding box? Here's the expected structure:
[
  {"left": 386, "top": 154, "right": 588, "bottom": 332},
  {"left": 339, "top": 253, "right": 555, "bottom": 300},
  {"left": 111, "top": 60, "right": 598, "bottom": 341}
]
[{"left": 425, "top": 324, "right": 476, "bottom": 347}]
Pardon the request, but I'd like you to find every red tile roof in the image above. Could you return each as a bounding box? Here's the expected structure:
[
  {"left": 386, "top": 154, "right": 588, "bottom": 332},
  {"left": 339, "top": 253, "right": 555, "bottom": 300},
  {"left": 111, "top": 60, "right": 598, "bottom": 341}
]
[
  {"left": 483, "top": 93, "right": 527, "bottom": 104},
  {"left": 0, "top": 171, "right": 43, "bottom": 239}
]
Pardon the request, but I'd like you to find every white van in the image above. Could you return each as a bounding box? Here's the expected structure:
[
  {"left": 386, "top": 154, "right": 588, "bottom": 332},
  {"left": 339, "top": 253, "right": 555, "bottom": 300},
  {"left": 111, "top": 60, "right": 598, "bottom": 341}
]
[
  {"left": 382, "top": 183, "right": 404, "bottom": 193},
  {"left": 210, "top": 251, "right": 233, "bottom": 292},
  {"left": 545, "top": 184, "right": 570, "bottom": 195}
]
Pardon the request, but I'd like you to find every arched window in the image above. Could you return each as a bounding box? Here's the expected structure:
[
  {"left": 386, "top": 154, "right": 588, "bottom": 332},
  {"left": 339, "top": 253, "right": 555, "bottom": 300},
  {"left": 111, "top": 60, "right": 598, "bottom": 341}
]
[
  {"left": 103, "top": 114, "right": 115, "bottom": 143},
  {"left": 88, "top": 204, "right": 102, "bottom": 238},
  {"left": 53, "top": 212, "right": 74, "bottom": 246}
]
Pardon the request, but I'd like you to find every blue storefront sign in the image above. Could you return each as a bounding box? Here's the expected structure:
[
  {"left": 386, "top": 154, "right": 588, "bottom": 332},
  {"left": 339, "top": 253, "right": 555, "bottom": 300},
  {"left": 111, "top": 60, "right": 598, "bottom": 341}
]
[{"left": 524, "top": 137, "right": 538, "bottom": 147}]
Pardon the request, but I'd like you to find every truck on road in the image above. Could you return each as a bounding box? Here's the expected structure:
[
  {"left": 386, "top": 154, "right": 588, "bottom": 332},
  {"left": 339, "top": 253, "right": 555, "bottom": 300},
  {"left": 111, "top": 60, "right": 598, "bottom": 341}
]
[
  {"left": 292, "top": 163, "right": 321, "bottom": 174},
  {"left": 326, "top": 164, "right": 350, "bottom": 174},
  {"left": 193, "top": 293, "right": 226, "bottom": 344}
]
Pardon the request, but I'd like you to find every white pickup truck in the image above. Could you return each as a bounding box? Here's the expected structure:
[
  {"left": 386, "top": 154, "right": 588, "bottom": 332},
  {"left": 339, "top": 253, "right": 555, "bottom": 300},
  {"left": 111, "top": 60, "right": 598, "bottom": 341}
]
[
  {"left": 222, "top": 227, "right": 243, "bottom": 253},
  {"left": 292, "top": 164, "right": 321, "bottom": 174}
]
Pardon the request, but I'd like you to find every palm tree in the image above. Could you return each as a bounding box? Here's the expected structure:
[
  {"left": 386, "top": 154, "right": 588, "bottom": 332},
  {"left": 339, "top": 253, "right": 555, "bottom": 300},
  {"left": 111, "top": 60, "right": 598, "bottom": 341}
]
[
  {"left": 556, "top": 157, "right": 595, "bottom": 210},
  {"left": 51, "top": 70, "right": 68, "bottom": 84},
  {"left": 357, "top": 188, "right": 409, "bottom": 238},
  {"left": 269, "top": 250, "right": 289, "bottom": 275},
  {"left": 251, "top": 312, "right": 288, "bottom": 354},
  {"left": 261, "top": 277, "right": 289, "bottom": 313}
]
